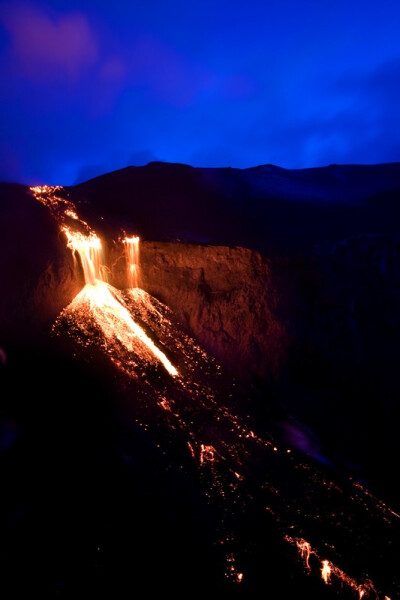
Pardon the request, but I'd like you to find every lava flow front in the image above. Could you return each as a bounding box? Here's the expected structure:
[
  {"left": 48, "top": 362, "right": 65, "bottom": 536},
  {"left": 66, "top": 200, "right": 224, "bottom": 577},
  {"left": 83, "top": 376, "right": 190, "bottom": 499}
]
[
  {"left": 60, "top": 231, "right": 178, "bottom": 377},
  {"left": 30, "top": 185, "right": 400, "bottom": 599},
  {"left": 32, "top": 186, "right": 178, "bottom": 378}
]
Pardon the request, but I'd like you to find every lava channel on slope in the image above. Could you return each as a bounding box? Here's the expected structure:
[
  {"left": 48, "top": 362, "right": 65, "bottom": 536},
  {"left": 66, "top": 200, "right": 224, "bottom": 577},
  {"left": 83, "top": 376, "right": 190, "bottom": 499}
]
[{"left": 31, "top": 185, "right": 400, "bottom": 599}]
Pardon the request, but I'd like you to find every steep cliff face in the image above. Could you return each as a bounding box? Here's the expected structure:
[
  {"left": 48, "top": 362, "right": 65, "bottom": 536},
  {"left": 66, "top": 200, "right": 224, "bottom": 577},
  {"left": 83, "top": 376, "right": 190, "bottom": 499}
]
[
  {"left": 139, "top": 242, "right": 288, "bottom": 378},
  {"left": 264, "top": 235, "right": 400, "bottom": 493},
  {"left": 1, "top": 181, "right": 399, "bottom": 396},
  {"left": 0, "top": 184, "right": 80, "bottom": 344},
  {"left": 1, "top": 174, "right": 400, "bottom": 495},
  {"left": 0, "top": 183, "right": 288, "bottom": 378}
]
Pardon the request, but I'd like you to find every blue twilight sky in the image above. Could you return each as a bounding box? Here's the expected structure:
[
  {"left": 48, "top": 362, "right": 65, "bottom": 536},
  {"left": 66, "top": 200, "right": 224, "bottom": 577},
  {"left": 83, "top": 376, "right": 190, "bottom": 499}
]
[{"left": 1, "top": 0, "right": 400, "bottom": 184}]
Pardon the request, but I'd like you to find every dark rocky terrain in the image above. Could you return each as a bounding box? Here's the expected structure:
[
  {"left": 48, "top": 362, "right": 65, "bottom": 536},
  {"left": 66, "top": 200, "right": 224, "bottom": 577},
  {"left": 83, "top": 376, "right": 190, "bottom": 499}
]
[{"left": 1, "top": 162, "right": 400, "bottom": 597}]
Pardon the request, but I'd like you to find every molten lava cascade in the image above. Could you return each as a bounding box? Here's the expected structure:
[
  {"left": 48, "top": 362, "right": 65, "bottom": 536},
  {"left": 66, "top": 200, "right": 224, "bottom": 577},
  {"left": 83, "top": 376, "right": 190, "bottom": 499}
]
[
  {"left": 123, "top": 235, "right": 140, "bottom": 288},
  {"left": 64, "top": 229, "right": 107, "bottom": 284},
  {"left": 32, "top": 186, "right": 178, "bottom": 377},
  {"left": 31, "top": 185, "right": 400, "bottom": 598}
]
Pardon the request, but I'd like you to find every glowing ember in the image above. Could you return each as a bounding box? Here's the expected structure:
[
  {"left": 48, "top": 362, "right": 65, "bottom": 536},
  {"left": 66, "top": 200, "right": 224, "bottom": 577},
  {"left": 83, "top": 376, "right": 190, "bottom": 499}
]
[
  {"left": 286, "top": 536, "right": 384, "bottom": 599},
  {"left": 159, "top": 398, "right": 173, "bottom": 412},
  {"left": 296, "top": 539, "right": 311, "bottom": 571},
  {"left": 200, "top": 444, "right": 216, "bottom": 466},
  {"left": 321, "top": 560, "right": 331, "bottom": 584},
  {"left": 225, "top": 552, "right": 243, "bottom": 584},
  {"left": 65, "top": 209, "right": 79, "bottom": 220},
  {"left": 187, "top": 442, "right": 196, "bottom": 459},
  {"left": 123, "top": 236, "right": 141, "bottom": 288},
  {"left": 31, "top": 184, "right": 62, "bottom": 195},
  {"left": 31, "top": 185, "right": 90, "bottom": 231}
]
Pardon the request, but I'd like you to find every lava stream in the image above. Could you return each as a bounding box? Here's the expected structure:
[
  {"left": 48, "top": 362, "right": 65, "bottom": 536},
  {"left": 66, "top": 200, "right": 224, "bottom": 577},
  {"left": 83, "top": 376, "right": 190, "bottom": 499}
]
[
  {"left": 123, "top": 235, "right": 140, "bottom": 288},
  {"left": 32, "top": 185, "right": 178, "bottom": 377},
  {"left": 57, "top": 281, "right": 178, "bottom": 377},
  {"left": 31, "top": 185, "right": 399, "bottom": 599},
  {"left": 63, "top": 228, "right": 107, "bottom": 284},
  {"left": 286, "top": 536, "right": 382, "bottom": 600}
]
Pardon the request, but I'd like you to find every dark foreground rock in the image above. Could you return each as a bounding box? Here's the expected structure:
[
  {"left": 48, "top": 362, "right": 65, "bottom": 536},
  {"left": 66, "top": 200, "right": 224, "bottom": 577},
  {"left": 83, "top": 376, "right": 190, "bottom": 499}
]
[{"left": 1, "top": 163, "right": 400, "bottom": 571}]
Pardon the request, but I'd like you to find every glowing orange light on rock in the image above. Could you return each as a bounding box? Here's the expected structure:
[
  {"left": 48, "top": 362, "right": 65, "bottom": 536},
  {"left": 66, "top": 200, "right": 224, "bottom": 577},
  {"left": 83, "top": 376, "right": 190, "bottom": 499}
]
[
  {"left": 225, "top": 552, "right": 243, "bottom": 584},
  {"left": 200, "top": 444, "right": 216, "bottom": 465},
  {"left": 296, "top": 539, "right": 311, "bottom": 571},
  {"left": 61, "top": 230, "right": 178, "bottom": 376},
  {"left": 64, "top": 208, "right": 79, "bottom": 220},
  {"left": 123, "top": 235, "right": 140, "bottom": 288},
  {"left": 31, "top": 185, "right": 93, "bottom": 234},
  {"left": 286, "top": 536, "right": 386, "bottom": 598},
  {"left": 32, "top": 186, "right": 178, "bottom": 378},
  {"left": 66, "top": 281, "right": 179, "bottom": 377},
  {"left": 34, "top": 185, "right": 396, "bottom": 599},
  {"left": 321, "top": 560, "right": 331, "bottom": 584},
  {"left": 63, "top": 227, "right": 106, "bottom": 285}
]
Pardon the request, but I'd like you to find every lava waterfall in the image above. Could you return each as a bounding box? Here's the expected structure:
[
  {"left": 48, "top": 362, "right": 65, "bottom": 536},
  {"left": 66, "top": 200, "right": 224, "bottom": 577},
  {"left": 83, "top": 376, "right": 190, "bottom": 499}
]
[
  {"left": 25, "top": 186, "right": 400, "bottom": 598},
  {"left": 0, "top": 180, "right": 399, "bottom": 598}
]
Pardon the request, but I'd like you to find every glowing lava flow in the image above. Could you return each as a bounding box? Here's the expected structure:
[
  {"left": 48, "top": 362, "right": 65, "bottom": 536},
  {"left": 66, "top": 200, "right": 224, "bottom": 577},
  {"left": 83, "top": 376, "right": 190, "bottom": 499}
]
[
  {"left": 321, "top": 560, "right": 331, "bottom": 584},
  {"left": 123, "top": 236, "right": 140, "bottom": 288},
  {"left": 58, "top": 230, "right": 178, "bottom": 378},
  {"left": 297, "top": 539, "right": 311, "bottom": 571},
  {"left": 31, "top": 185, "right": 178, "bottom": 378},
  {"left": 59, "top": 281, "right": 178, "bottom": 377},
  {"left": 63, "top": 228, "right": 107, "bottom": 284},
  {"left": 286, "top": 536, "right": 381, "bottom": 599},
  {"left": 32, "top": 184, "right": 399, "bottom": 598}
]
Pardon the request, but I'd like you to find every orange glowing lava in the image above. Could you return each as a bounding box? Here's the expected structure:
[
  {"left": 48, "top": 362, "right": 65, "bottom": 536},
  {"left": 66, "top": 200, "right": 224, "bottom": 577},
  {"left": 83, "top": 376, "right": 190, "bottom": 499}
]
[
  {"left": 63, "top": 228, "right": 106, "bottom": 284},
  {"left": 31, "top": 185, "right": 91, "bottom": 232},
  {"left": 123, "top": 235, "right": 140, "bottom": 288},
  {"left": 65, "top": 209, "right": 79, "bottom": 220},
  {"left": 32, "top": 185, "right": 178, "bottom": 378},
  {"left": 225, "top": 552, "right": 243, "bottom": 584},
  {"left": 200, "top": 444, "right": 216, "bottom": 466},
  {"left": 296, "top": 539, "right": 311, "bottom": 571},
  {"left": 32, "top": 184, "right": 399, "bottom": 598},
  {"left": 286, "top": 536, "right": 383, "bottom": 599},
  {"left": 321, "top": 560, "right": 331, "bottom": 584},
  {"left": 60, "top": 281, "right": 178, "bottom": 377},
  {"left": 60, "top": 230, "right": 178, "bottom": 378}
]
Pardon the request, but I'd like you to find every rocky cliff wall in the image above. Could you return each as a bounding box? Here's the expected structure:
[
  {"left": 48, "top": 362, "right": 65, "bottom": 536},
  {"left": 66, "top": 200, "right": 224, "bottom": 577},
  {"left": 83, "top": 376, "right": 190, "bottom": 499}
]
[
  {"left": 139, "top": 242, "right": 288, "bottom": 378},
  {"left": 2, "top": 184, "right": 400, "bottom": 496},
  {"left": 0, "top": 186, "right": 288, "bottom": 378}
]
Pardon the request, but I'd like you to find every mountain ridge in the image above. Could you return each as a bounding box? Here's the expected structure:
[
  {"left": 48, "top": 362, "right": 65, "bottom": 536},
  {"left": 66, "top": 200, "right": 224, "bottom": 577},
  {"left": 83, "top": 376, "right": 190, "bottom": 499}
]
[{"left": 59, "top": 160, "right": 400, "bottom": 256}]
